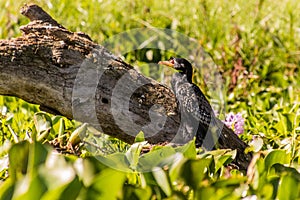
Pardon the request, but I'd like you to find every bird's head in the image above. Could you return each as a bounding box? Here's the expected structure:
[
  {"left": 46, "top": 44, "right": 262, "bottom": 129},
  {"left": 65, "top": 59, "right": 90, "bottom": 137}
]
[{"left": 159, "top": 57, "right": 193, "bottom": 83}]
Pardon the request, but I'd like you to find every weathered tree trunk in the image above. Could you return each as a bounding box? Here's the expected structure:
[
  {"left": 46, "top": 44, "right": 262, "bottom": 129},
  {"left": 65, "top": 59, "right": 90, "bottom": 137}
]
[
  {"left": 0, "top": 4, "right": 252, "bottom": 170},
  {"left": 0, "top": 4, "right": 180, "bottom": 144}
]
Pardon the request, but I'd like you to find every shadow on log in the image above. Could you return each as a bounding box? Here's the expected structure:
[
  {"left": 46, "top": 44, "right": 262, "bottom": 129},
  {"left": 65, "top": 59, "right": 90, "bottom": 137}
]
[{"left": 0, "top": 4, "right": 252, "bottom": 170}]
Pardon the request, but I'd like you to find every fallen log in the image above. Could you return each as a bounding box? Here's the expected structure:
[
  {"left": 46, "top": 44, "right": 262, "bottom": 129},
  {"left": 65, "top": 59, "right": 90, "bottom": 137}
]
[{"left": 0, "top": 4, "right": 252, "bottom": 170}]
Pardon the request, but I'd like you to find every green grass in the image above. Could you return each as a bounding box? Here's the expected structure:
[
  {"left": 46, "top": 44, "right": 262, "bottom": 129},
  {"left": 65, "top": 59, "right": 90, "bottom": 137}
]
[{"left": 0, "top": 0, "right": 300, "bottom": 199}]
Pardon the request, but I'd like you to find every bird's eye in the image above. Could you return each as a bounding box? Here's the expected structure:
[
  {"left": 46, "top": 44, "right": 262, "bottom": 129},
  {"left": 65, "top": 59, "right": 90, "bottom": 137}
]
[
  {"left": 180, "top": 63, "right": 185, "bottom": 67},
  {"left": 169, "top": 57, "right": 175, "bottom": 64}
]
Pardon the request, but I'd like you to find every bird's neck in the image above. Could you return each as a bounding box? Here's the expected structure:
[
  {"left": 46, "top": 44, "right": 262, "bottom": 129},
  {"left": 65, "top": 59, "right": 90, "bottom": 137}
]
[
  {"left": 172, "top": 73, "right": 193, "bottom": 86},
  {"left": 186, "top": 72, "right": 192, "bottom": 83},
  {"left": 180, "top": 70, "right": 192, "bottom": 83}
]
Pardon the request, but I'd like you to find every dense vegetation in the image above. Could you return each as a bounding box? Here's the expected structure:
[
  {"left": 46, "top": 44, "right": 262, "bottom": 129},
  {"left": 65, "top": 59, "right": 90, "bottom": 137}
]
[{"left": 0, "top": 0, "right": 299, "bottom": 199}]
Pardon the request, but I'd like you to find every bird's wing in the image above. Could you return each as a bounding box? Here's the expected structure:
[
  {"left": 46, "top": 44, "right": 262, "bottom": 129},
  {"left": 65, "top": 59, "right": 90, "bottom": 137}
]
[{"left": 175, "top": 82, "right": 214, "bottom": 126}]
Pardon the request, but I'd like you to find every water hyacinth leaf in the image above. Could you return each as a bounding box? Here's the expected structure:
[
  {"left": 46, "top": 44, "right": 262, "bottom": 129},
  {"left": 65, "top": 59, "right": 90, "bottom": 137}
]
[
  {"left": 281, "top": 113, "right": 295, "bottom": 132},
  {"left": 277, "top": 173, "right": 299, "bottom": 199},
  {"left": 168, "top": 153, "right": 186, "bottom": 183},
  {"left": 260, "top": 184, "right": 273, "bottom": 200},
  {"left": 0, "top": 178, "right": 14, "bottom": 200},
  {"left": 213, "top": 177, "right": 247, "bottom": 188},
  {"left": 138, "top": 146, "right": 176, "bottom": 171},
  {"left": 51, "top": 116, "right": 62, "bottom": 134},
  {"left": 27, "top": 142, "right": 48, "bottom": 174},
  {"left": 57, "top": 118, "right": 65, "bottom": 145},
  {"left": 273, "top": 113, "right": 295, "bottom": 135},
  {"left": 210, "top": 149, "right": 236, "bottom": 173},
  {"left": 12, "top": 174, "right": 46, "bottom": 200},
  {"left": 196, "top": 187, "right": 215, "bottom": 200},
  {"left": 87, "top": 168, "right": 126, "bottom": 200},
  {"left": 41, "top": 176, "right": 82, "bottom": 200},
  {"left": 33, "top": 112, "right": 53, "bottom": 141},
  {"left": 197, "top": 185, "right": 239, "bottom": 200},
  {"left": 51, "top": 116, "right": 65, "bottom": 144},
  {"left": 39, "top": 153, "right": 76, "bottom": 190},
  {"left": 264, "top": 150, "right": 290, "bottom": 171},
  {"left": 125, "top": 141, "right": 146, "bottom": 170},
  {"left": 152, "top": 167, "right": 172, "bottom": 197},
  {"left": 8, "top": 141, "right": 30, "bottom": 181},
  {"left": 73, "top": 158, "right": 96, "bottom": 187},
  {"left": 67, "top": 123, "right": 87, "bottom": 147},
  {"left": 180, "top": 158, "right": 212, "bottom": 190},
  {"left": 98, "top": 153, "right": 131, "bottom": 172},
  {"left": 134, "top": 131, "right": 145, "bottom": 142},
  {"left": 33, "top": 152, "right": 80, "bottom": 199},
  {"left": 175, "top": 139, "right": 197, "bottom": 159},
  {"left": 272, "top": 163, "right": 300, "bottom": 181},
  {"left": 123, "top": 185, "right": 152, "bottom": 200}
]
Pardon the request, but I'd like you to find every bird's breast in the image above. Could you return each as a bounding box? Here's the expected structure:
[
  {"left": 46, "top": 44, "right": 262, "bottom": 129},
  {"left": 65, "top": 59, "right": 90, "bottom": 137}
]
[{"left": 171, "top": 74, "right": 191, "bottom": 96}]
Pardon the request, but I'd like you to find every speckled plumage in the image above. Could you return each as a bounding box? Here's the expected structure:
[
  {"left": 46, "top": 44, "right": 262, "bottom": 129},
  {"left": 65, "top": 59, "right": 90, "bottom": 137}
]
[
  {"left": 159, "top": 57, "right": 252, "bottom": 170},
  {"left": 171, "top": 72, "right": 216, "bottom": 147}
]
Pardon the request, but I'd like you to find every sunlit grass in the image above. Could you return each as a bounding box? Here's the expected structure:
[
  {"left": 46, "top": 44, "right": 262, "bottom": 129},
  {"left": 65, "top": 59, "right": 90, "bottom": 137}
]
[{"left": 0, "top": 0, "right": 300, "bottom": 198}]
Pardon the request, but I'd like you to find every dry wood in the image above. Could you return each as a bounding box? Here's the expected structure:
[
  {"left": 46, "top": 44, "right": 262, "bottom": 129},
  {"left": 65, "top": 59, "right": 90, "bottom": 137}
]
[
  {"left": 0, "top": 4, "right": 179, "bottom": 144},
  {"left": 0, "top": 4, "right": 252, "bottom": 170}
]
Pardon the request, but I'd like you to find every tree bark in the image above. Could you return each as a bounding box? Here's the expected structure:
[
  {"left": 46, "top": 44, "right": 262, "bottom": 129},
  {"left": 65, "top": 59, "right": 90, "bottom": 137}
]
[
  {"left": 0, "top": 4, "right": 180, "bottom": 144},
  {"left": 0, "top": 4, "right": 252, "bottom": 170}
]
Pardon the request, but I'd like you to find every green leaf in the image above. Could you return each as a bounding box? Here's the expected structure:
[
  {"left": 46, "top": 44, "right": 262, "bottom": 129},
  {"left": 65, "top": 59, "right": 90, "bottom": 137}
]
[
  {"left": 97, "top": 153, "right": 131, "bottom": 172},
  {"left": 51, "top": 116, "right": 65, "bottom": 144},
  {"left": 277, "top": 174, "right": 299, "bottom": 199},
  {"left": 213, "top": 177, "right": 247, "bottom": 188},
  {"left": 196, "top": 187, "right": 216, "bottom": 200},
  {"left": 38, "top": 152, "right": 76, "bottom": 191},
  {"left": 125, "top": 142, "right": 146, "bottom": 171},
  {"left": 282, "top": 113, "right": 295, "bottom": 132},
  {"left": 260, "top": 184, "right": 274, "bottom": 200},
  {"left": 273, "top": 112, "right": 295, "bottom": 136},
  {"left": 272, "top": 163, "right": 300, "bottom": 181},
  {"left": 264, "top": 150, "right": 290, "bottom": 171},
  {"left": 123, "top": 184, "right": 152, "bottom": 200},
  {"left": 8, "top": 141, "right": 30, "bottom": 181},
  {"left": 13, "top": 174, "right": 47, "bottom": 200},
  {"left": 180, "top": 158, "right": 213, "bottom": 190},
  {"left": 73, "top": 158, "right": 96, "bottom": 187},
  {"left": 67, "top": 123, "right": 87, "bottom": 147},
  {"left": 169, "top": 153, "right": 186, "bottom": 183},
  {"left": 33, "top": 112, "right": 53, "bottom": 141},
  {"left": 175, "top": 139, "right": 197, "bottom": 159},
  {"left": 41, "top": 176, "right": 82, "bottom": 200},
  {"left": 0, "top": 178, "right": 14, "bottom": 200},
  {"left": 27, "top": 142, "right": 48, "bottom": 175},
  {"left": 134, "top": 131, "right": 145, "bottom": 142},
  {"left": 207, "top": 149, "right": 236, "bottom": 173},
  {"left": 152, "top": 167, "right": 172, "bottom": 196},
  {"left": 138, "top": 146, "right": 176, "bottom": 172},
  {"left": 87, "top": 168, "right": 126, "bottom": 200}
]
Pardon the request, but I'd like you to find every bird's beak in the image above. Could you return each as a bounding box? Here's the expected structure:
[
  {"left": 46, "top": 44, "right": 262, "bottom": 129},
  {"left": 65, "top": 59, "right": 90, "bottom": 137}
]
[{"left": 158, "top": 60, "right": 174, "bottom": 68}]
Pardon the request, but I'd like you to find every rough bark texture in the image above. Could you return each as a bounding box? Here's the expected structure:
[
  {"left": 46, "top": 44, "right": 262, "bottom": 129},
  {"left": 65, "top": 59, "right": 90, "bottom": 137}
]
[
  {"left": 0, "top": 4, "right": 180, "bottom": 145},
  {"left": 0, "top": 4, "right": 252, "bottom": 170}
]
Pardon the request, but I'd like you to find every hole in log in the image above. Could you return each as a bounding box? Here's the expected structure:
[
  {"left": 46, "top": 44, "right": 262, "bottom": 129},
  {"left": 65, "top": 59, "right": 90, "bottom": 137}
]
[{"left": 101, "top": 98, "right": 109, "bottom": 104}]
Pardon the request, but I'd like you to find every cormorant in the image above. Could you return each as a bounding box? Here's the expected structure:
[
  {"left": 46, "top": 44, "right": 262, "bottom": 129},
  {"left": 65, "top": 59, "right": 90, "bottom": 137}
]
[{"left": 159, "top": 57, "right": 252, "bottom": 171}]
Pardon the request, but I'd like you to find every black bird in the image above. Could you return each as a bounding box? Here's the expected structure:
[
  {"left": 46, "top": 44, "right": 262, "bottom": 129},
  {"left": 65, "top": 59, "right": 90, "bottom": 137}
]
[{"left": 159, "top": 57, "right": 252, "bottom": 171}]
